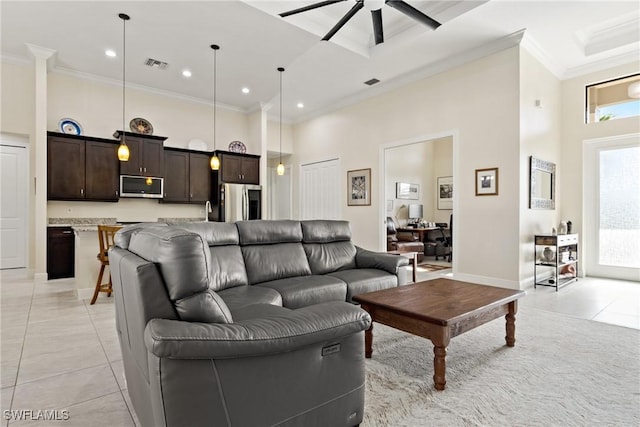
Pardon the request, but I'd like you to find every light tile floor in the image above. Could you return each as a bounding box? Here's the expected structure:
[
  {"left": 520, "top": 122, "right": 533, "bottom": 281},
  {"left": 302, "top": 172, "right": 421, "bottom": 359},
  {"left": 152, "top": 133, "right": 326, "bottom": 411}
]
[{"left": 1, "top": 267, "right": 638, "bottom": 426}]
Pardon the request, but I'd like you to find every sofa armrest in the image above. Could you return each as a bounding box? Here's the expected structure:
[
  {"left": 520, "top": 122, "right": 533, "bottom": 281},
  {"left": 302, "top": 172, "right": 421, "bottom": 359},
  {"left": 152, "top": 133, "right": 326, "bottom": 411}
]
[
  {"left": 144, "top": 301, "right": 371, "bottom": 359},
  {"left": 355, "top": 246, "right": 409, "bottom": 274}
]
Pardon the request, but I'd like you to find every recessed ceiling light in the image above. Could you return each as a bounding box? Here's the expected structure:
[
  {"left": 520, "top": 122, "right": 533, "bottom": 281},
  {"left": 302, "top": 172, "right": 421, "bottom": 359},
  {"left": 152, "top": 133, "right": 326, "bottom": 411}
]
[
  {"left": 182, "top": 70, "right": 192, "bottom": 78},
  {"left": 297, "top": 102, "right": 304, "bottom": 108},
  {"left": 241, "top": 87, "right": 250, "bottom": 94},
  {"left": 105, "top": 49, "right": 116, "bottom": 57}
]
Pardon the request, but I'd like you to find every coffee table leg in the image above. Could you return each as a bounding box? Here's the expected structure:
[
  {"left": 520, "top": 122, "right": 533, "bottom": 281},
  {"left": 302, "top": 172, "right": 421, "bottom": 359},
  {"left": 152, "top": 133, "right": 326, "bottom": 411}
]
[
  {"left": 433, "top": 345, "right": 447, "bottom": 390},
  {"left": 505, "top": 300, "right": 517, "bottom": 347},
  {"left": 364, "top": 323, "right": 373, "bottom": 358},
  {"left": 431, "top": 330, "right": 450, "bottom": 391}
]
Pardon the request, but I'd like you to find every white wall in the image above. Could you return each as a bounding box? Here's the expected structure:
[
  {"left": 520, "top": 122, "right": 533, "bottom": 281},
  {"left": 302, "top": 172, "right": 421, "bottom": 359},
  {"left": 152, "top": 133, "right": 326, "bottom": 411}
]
[
  {"left": 560, "top": 62, "right": 640, "bottom": 271},
  {"left": 518, "top": 48, "right": 562, "bottom": 284},
  {"left": 47, "top": 72, "right": 250, "bottom": 152},
  {"left": 384, "top": 137, "right": 452, "bottom": 225},
  {"left": 386, "top": 142, "right": 433, "bottom": 225},
  {"left": 292, "top": 47, "right": 521, "bottom": 286}
]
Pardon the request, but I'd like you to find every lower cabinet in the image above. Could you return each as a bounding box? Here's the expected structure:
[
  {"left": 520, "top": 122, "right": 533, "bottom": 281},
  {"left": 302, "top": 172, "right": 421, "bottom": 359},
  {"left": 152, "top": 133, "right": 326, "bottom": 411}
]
[{"left": 47, "top": 227, "right": 75, "bottom": 279}]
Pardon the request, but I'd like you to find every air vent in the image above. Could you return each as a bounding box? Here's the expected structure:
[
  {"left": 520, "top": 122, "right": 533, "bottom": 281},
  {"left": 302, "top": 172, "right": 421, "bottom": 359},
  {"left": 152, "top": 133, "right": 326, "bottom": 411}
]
[
  {"left": 144, "top": 58, "right": 169, "bottom": 70},
  {"left": 364, "top": 78, "right": 380, "bottom": 86}
]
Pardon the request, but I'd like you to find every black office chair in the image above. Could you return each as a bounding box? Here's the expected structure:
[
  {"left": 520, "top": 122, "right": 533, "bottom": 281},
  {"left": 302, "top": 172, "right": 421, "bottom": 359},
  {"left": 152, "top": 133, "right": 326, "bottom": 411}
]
[{"left": 445, "top": 214, "right": 452, "bottom": 262}]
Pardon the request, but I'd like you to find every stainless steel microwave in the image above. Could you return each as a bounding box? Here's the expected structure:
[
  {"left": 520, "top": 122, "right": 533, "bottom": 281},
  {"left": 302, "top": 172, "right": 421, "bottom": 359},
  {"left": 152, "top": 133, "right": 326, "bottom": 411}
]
[{"left": 119, "top": 175, "right": 164, "bottom": 199}]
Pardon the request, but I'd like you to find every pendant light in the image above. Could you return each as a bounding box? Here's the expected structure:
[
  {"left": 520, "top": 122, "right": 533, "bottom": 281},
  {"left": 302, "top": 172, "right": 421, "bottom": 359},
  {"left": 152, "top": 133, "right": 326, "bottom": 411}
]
[
  {"left": 210, "top": 44, "right": 221, "bottom": 170},
  {"left": 276, "top": 67, "right": 285, "bottom": 176},
  {"left": 117, "top": 13, "right": 130, "bottom": 162}
]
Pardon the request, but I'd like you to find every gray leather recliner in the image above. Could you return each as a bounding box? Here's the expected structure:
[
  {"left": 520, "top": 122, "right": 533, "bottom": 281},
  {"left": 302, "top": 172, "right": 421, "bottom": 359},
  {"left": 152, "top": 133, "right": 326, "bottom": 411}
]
[{"left": 110, "top": 220, "right": 407, "bottom": 427}]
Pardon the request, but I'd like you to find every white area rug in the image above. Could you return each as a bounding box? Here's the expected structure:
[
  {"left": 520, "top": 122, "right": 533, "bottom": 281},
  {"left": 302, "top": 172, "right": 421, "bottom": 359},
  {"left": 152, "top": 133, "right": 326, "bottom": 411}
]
[{"left": 363, "top": 307, "right": 640, "bottom": 426}]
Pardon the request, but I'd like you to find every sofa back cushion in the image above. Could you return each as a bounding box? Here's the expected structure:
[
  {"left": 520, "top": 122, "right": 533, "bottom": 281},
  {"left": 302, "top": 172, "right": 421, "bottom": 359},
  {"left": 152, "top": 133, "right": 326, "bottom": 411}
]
[
  {"left": 237, "top": 220, "right": 311, "bottom": 284},
  {"left": 127, "top": 227, "right": 233, "bottom": 323},
  {"left": 302, "top": 220, "right": 357, "bottom": 274},
  {"left": 172, "top": 222, "right": 248, "bottom": 291}
]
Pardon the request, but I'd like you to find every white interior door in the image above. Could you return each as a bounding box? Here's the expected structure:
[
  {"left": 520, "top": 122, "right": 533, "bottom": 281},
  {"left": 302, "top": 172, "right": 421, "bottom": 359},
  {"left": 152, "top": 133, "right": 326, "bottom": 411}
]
[
  {"left": 584, "top": 134, "right": 640, "bottom": 281},
  {"left": 299, "top": 159, "right": 340, "bottom": 220},
  {"left": 1, "top": 138, "right": 29, "bottom": 269}
]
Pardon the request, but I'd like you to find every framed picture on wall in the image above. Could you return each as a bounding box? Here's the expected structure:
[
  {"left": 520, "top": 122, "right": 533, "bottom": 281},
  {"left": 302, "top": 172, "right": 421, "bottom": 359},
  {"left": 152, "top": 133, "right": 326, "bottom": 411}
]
[
  {"left": 437, "top": 176, "right": 453, "bottom": 210},
  {"left": 347, "top": 168, "right": 371, "bottom": 206},
  {"left": 475, "top": 167, "right": 499, "bottom": 196},
  {"left": 396, "top": 182, "right": 419, "bottom": 200}
]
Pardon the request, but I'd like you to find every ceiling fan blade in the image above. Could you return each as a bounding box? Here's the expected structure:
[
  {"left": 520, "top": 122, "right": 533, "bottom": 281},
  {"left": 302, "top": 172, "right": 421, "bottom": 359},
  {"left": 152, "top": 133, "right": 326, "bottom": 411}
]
[
  {"left": 372, "top": 9, "right": 384, "bottom": 45},
  {"left": 385, "top": 0, "right": 441, "bottom": 30},
  {"left": 322, "top": 0, "right": 364, "bottom": 41},
  {"left": 279, "top": 0, "right": 347, "bottom": 18}
]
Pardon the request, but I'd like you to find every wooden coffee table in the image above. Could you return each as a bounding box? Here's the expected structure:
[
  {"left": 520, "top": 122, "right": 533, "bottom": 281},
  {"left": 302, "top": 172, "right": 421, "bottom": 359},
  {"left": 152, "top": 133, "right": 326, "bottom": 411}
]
[{"left": 353, "top": 278, "right": 525, "bottom": 390}]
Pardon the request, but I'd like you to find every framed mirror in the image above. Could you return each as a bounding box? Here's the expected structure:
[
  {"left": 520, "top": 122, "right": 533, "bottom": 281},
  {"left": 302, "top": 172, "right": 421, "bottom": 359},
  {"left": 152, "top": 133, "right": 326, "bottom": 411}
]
[{"left": 529, "top": 156, "right": 555, "bottom": 209}]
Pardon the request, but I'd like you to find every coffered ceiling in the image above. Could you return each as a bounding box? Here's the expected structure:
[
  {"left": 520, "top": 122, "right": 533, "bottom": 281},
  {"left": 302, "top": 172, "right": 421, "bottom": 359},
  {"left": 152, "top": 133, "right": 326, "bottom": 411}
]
[{"left": 1, "top": 1, "right": 638, "bottom": 122}]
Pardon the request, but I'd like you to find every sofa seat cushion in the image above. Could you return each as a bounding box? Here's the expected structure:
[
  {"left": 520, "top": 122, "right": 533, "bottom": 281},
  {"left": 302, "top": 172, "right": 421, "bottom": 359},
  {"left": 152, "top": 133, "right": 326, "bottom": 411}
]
[
  {"left": 256, "top": 275, "right": 347, "bottom": 309},
  {"left": 218, "top": 285, "right": 283, "bottom": 312},
  {"left": 327, "top": 269, "right": 398, "bottom": 302}
]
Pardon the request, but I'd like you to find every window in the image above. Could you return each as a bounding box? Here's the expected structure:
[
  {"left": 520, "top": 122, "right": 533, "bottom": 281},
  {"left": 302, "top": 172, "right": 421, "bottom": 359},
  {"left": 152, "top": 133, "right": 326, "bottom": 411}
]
[{"left": 586, "top": 74, "right": 640, "bottom": 123}]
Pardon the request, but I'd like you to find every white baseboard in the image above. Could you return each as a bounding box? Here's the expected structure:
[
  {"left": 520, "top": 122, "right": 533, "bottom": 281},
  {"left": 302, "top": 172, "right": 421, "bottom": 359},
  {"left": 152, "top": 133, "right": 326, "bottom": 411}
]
[{"left": 451, "top": 272, "right": 522, "bottom": 290}]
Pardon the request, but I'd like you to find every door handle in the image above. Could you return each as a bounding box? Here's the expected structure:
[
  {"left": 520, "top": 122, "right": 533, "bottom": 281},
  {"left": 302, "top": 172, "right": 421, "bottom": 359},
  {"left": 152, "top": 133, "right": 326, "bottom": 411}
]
[{"left": 80, "top": 188, "right": 84, "bottom": 195}]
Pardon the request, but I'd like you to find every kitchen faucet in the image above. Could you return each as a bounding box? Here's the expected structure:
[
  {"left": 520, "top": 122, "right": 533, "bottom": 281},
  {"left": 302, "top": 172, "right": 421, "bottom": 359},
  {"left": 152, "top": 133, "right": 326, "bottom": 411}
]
[{"left": 204, "top": 201, "right": 212, "bottom": 222}]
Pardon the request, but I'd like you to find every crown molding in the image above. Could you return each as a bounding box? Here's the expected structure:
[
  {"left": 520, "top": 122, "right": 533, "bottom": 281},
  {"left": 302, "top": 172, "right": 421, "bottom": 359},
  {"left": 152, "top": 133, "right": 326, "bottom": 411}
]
[
  {"left": 561, "top": 50, "right": 640, "bottom": 80},
  {"left": 520, "top": 32, "right": 564, "bottom": 79},
  {"left": 51, "top": 66, "right": 245, "bottom": 113}
]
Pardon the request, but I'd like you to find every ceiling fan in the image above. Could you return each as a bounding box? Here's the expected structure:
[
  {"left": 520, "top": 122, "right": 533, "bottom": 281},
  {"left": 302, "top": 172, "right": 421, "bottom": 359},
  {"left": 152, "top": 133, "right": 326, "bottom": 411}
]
[{"left": 279, "top": 0, "right": 441, "bottom": 45}]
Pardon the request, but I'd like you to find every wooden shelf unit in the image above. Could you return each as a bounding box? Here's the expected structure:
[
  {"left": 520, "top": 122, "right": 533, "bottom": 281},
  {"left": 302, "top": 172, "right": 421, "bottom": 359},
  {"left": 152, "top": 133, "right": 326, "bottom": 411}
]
[{"left": 534, "top": 233, "right": 579, "bottom": 291}]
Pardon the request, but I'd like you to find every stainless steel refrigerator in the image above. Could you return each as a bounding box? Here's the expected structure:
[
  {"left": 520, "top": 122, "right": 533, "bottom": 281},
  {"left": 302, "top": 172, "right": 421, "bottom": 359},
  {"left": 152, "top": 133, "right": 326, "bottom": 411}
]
[{"left": 220, "top": 184, "right": 262, "bottom": 222}]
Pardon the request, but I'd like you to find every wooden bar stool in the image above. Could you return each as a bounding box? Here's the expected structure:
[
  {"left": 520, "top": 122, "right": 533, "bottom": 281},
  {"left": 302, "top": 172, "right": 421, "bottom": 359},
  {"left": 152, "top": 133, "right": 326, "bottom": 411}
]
[{"left": 91, "top": 225, "right": 122, "bottom": 305}]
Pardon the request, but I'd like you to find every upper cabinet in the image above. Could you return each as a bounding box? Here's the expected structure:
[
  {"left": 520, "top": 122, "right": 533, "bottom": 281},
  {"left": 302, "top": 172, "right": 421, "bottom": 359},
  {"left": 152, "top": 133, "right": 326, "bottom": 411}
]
[
  {"left": 218, "top": 151, "right": 260, "bottom": 184},
  {"left": 163, "top": 149, "right": 210, "bottom": 203},
  {"left": 47, "top": 132, "right": 119, "bottom": 201},
  {"left": 114, "top": 131, "right": 166, "bottom": 177}
]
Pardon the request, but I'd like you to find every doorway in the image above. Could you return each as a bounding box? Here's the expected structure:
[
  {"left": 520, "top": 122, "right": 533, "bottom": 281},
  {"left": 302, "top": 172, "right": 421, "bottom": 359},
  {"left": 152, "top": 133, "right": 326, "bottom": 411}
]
[
  {"left": 1, "top": 135, "right": 29, "bottom": 269},
  {"left": 380, "top": 133, "right": 454, "bottom": 254},
  {"left": 584, "top": 134, "right": 640, "bottom": 281}
]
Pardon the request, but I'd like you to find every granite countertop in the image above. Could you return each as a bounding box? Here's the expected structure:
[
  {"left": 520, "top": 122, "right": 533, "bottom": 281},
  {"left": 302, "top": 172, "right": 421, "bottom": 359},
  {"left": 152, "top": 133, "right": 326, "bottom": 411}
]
[{"left": 48, "top": 217, "right": 205, "bottom": 232}]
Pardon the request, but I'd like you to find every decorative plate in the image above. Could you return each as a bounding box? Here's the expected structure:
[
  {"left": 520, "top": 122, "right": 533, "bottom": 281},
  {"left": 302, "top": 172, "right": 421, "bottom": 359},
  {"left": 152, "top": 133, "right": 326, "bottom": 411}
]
[
  {"left": 129, "top": 117, "right": 154, "bottom": 135},
  {"left": 58, "top": 118, "right": 83, "bottom": 135},
  {"left": 228, "top": 140, "right": 246, "bottom": 153}
]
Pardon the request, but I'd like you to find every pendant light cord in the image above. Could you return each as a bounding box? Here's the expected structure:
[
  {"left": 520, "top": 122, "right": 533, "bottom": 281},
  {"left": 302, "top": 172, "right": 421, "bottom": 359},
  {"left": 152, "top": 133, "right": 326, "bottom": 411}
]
[
  {"left": 119, "top": 13, "right": 130, "bottom": 144},
  {"left": 278, "top": 67, "right": 285, "bottom": 165},
  {"left": 212, "top": 45, "right": 219, "bottom": 151}
]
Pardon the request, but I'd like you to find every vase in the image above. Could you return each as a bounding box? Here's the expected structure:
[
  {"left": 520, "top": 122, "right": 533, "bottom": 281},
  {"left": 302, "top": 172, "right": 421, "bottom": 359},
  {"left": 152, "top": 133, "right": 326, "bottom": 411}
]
[
  {"left": 567, "top": 221, "right": 572, "bottom": 234},
  {"left": 559, "top": 221, "right": 567, "bottom": 235},
  {"left": 543, "top": 247, "right": 555, "bottom": 262}
]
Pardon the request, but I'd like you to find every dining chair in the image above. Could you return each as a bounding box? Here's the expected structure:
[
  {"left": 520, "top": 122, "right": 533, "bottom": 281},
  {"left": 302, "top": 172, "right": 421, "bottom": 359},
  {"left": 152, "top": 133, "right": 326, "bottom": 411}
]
[{"left": 91, "top": 225, "right": 122, "bottom": 305}]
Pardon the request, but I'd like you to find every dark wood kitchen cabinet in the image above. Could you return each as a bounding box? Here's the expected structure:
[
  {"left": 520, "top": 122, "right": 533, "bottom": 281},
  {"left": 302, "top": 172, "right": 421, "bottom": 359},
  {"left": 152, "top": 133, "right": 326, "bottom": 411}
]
[
  {"left": 218, "top": 151, "right": 260, "bottom": 184},
  {"left": 163, "top": 149, "right": 210, "bottom": 203},
  {"left": 47, "top": 227, "right": 75, "bottom": 279},
  {"left": 47, "top": 132, "right": 119, "bottom": 201},
  {"left": 114, "top": 131, "right": 166, "bottom": 177}
]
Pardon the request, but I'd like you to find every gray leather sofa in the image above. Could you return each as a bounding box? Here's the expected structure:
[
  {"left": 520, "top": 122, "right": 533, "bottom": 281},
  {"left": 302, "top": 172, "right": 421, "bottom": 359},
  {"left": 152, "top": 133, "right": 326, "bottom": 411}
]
[{"left": 110, "top": 220, "right": 408, "bottom": 427}]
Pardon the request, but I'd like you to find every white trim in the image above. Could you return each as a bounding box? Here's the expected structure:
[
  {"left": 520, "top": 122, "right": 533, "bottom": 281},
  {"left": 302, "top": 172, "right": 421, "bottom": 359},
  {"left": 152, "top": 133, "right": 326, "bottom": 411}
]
[
  {"left": 378, "top": 129, "right": 459, "bottom": 271},
  {"left": 1, "top": 134, "right": 30, "bottom": 270},
  {"left": 583, "top": 133, "right": 640, "bottom": 281}
]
